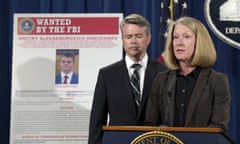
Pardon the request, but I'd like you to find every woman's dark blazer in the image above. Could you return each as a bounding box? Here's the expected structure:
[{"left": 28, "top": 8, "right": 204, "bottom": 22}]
[{"left": 146, "top": 67, "right": 231, "bottom": 130}]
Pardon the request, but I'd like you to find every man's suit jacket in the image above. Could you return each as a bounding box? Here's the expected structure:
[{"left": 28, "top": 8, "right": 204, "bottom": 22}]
[
  {"left": 145, "top": 67, "right": 231, "bottom": 130},
  {"left": 88, "top": 59, "right": 167, "bottom": 144},
  {"left": 55, "top": 72, "right": 78, "bottom": 84}
]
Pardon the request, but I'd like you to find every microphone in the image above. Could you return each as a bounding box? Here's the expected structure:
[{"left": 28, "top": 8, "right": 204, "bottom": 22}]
[{"left": 164, "top": 76, "right": 175, "bottom": 126}]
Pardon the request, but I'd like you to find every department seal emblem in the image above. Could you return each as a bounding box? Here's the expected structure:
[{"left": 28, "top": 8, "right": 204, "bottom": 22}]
[
  {"left": 130, "top": 131, "right": 184, "bottom": 144},
  {"left": 18, "top": 18, "right": 35, "bottom": 34},
  {"left": 204, "top": 0, "right": 240, "bottom": 49}
]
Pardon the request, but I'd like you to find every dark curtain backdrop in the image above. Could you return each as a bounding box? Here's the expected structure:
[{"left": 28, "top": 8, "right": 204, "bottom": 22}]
[{"left": 1, "top": 0, "right": 239, "bottom": 143}]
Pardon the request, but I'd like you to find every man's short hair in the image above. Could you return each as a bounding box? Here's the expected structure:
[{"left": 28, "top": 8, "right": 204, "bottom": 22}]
[
  {"left": 120, "top": 13, "right": 151, "bottom": 36},
  {"left": 62, "top": 52, "right": 75, "bottom": 63}
]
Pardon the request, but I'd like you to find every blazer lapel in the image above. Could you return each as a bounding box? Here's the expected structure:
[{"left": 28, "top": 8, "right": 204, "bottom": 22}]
[
  {"left": 185, "top": 68, "right": 210, "bottom": 125},
  {"left": 137, "top": 59, "right": 157, "bottom": 118},
  {"left": 167, "top": 71, "right": 177, "bottom": 126},
  {"left": 118, "top": 60, "right": 138, "bottom": 110},
  {"left": 141, "top": 63, "right": 154, "bottom": 105}
]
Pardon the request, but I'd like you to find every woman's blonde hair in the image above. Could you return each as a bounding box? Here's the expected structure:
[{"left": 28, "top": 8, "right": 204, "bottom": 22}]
[{"left": 164, "top": 16, "right": 216, "bottom": 70}]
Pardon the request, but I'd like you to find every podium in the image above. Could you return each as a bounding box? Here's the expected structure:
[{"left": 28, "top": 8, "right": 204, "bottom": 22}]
[{"left": 102, "top": 126, "right": 234, "bottom": 144}]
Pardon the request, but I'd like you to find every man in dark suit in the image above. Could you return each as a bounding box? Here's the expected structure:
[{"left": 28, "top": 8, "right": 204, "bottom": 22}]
[
  {"left": 88, "top": 13, "right": 167, "bottom": 144},
  {"left": 55, "top": 52, "right": 78, "bottom": 84}
]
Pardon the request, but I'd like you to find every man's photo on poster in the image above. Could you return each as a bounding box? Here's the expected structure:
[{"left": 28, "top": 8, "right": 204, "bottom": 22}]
[{"left": 55, "top": 49, "right": 79, "bottom": 85}]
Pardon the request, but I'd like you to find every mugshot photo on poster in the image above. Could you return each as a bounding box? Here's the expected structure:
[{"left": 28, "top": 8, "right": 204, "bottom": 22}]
[{"left": 55, "top": 49, "right": 79, "bottom": 84}]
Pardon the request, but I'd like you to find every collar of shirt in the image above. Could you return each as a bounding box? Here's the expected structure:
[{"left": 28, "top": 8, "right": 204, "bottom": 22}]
[
  {"left": 125, "top": 55, "right": 148, "bottom": 98},
  {"left": 176, "top": 67, "right": 201, "bottom": 79},
  {"left": 125, "top": 54, "right": 148, "bottom": 76},
  {"left": 61, "top": 71, "right": 73, "bottom": 84}
]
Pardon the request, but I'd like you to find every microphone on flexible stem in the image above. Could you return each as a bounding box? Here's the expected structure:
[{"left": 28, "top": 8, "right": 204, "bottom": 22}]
[{"left": 164, "top": 77, "right": 175, "bottom": 126}]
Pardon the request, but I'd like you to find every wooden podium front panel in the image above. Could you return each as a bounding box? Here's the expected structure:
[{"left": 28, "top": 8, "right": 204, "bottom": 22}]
[{"left": 102, "top": 126, "right": 233, "bottom": 144}]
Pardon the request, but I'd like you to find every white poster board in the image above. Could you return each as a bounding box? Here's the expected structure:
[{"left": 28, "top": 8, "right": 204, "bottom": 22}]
[{"left": 10, "top": 13, "right": 123, "bottom": 144}]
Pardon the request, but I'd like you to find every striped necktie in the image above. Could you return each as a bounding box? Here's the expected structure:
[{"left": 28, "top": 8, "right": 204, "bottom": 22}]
[{"left": 130, "top": 64, "right": 141, "bottom": 111}]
